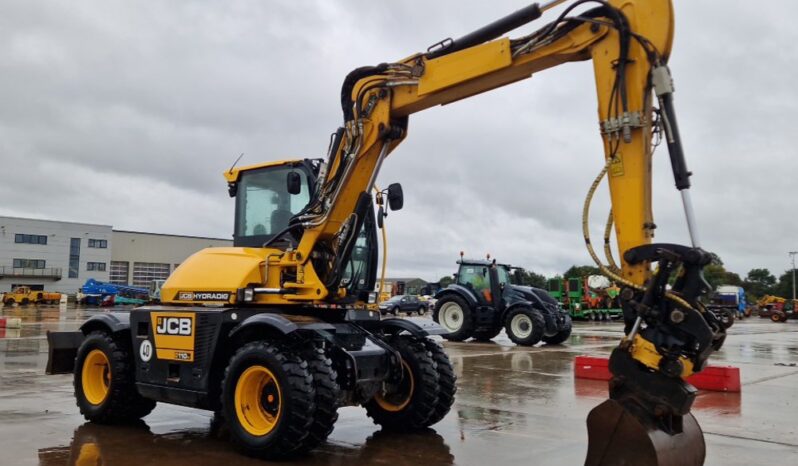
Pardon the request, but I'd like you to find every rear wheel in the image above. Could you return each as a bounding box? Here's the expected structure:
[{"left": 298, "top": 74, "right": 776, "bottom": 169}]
[
  {"left": 20, "top": 298, "right": 29, "bottom": 306},
  {"left": 364, "top": 335, "right": 439, "bottom": 430},
  {"left": 433, "top": 295, "right": 474, "bottom": 341},
  {"left": 3, "top": 298, "right": 13, "bottom": 306},
  {"left": 222, "top": 341, "right": 316, "bottom": 459},
  {"left": 417, "top": 306, "right": 425, "bottom": 316},
  {"left": 74, "top": 331, "right": 156, "bottom": 423},
  {"left": 504, "top": 306, "right": 545, "bottom": 346}
]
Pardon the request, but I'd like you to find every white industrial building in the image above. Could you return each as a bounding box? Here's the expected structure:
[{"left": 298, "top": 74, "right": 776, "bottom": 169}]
[{"left": 0, "top": 216, "right": 232, "bottom": 295}]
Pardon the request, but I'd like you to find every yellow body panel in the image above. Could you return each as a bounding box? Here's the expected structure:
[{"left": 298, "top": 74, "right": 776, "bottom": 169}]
[
  {"left": 418, "top": 39, "right": 512, "bottom": 96},
  {"left": 161, "top": 247, "right": 268, "bottom": 305},
  {"left": 151, "top": 311, "right": 197, "bottom": 362}
]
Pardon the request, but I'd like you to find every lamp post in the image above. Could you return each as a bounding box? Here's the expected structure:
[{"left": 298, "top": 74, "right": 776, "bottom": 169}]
[{"left": 790, "top": 251, "right": 797, "bottom": 301}]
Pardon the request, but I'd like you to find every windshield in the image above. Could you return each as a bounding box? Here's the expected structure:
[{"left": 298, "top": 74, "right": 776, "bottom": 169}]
[
  {"left": 496, "top": 266, "right": 511, "bottom": 286},
  {"left": 234, "top": 165, "right": 311, "bottom": 247}
]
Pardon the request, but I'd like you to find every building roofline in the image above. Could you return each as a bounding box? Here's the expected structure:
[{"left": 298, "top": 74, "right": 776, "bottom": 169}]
[
  {"left": 0, "top": 214, "right": 112, "bottom": 228},
  {"left": 112, "top": 229, "right": 232, "bottom": 242}
]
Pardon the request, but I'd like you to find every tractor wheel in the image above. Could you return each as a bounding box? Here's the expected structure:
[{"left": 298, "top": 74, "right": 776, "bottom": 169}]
[
  {"left": 433, "top": 295, "right": 474, "bottom": 341},
  {"left": 364, "top": 335, "right": 440, "bottom": 430},
  {"left": 772, "top": 311, "right": 787, "bottom": 323},
  {"left": 300, "top": 346, "right": 340, "bottom": 451},
  {"left": 221, "top": 341, "right": 315, "bottom": 459},
  {"left": 504, "top": 306, "right": 545, "bottom": 346},
  {"left": 421, "top": 339, "right": 456, "bottom": 426},
  {"left": 543, "top": 315, "right": 572, "bottom": 345},
  {"left": 472, "top": 327, "right": 501, "bottom": 342},
  {"left": 74, "top": 331, "right": 156, "bottom": 423}
]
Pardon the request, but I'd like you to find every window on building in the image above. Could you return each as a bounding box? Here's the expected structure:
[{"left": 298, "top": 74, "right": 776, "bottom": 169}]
[
  {"left": 132, "top": 262, "right": 171, "bottom": 288},
  {"left": 110, "top": 261, "right": 130, "bottom": 285},
  {"left": 15, "top": 234, "right": 47, "bottom": 245},
  {"left": 69, "top": 238, "right": 81, "bottom": 279},
  {"left": 12, "top": 258, "right": 46, "bottom": 269},
  {"left": 87, "top": 262, "right": 107, "bottom": 272},
  {"left": 88, "top": 239, "right": 108, "bottom": 248}
]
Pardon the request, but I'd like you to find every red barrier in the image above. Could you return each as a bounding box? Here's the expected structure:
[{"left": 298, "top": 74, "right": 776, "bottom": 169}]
[
  {"left": 574, "top": 355, "right": 741, "bottom": 392},
  {"left": 0, "top": 317, "right": 22, "bottom": 329}
]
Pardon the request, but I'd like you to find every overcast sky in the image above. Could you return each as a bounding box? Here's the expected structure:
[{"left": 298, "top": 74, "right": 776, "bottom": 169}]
[{"left": 1, "top": 1, "right": 796, "bottom": 281}]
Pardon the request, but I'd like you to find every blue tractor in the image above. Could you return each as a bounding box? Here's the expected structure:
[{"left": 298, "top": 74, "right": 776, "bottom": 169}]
[{"left": 432, "top": 257, "right": 572, "bottom": 346}]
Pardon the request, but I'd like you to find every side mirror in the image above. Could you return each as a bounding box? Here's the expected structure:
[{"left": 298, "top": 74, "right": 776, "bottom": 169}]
[
  {"left": 387, "top": 183, "right": 403, "bottom": 211},
  {"left": 377, "top": 205, "right": 385, "bottom": 229},
  {"left": 286, "top": 171, "right": 301, "bottom": 195}
]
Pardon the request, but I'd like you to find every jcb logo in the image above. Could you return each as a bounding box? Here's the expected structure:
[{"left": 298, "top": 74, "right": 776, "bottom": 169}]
[{"left": 156, "top": 317, "right": 193, "bottom": 336}]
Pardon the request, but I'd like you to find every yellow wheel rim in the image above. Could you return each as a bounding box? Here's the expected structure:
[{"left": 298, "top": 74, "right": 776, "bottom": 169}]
[
  {"left": 235, "top": 365, "right": 282, "bottom": 436},
  {"left": 82, "top": 349, "right": 111, "bottom": 405},
  {"left": 374, "top": 360, "right": 414, "bottom": 412}
]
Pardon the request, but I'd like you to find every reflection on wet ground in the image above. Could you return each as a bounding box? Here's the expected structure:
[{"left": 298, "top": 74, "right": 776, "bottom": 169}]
[{"left": 2, "top": 304, "right": 798, "bottom": 465}]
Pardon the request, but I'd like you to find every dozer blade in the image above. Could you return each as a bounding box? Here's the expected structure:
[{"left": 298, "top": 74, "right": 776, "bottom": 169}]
[{"left": 585, "top": 399, "right": 705, "bottom": 466}]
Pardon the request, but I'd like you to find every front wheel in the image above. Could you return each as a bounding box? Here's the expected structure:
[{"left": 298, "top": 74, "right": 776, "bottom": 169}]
[
  {"left": 433, "top": 295, "right": 474, "bottom": 341},
  {"left": 542, "top": 315, "right": 572, "bottom": 345},
  {"left": 74, "top": 331, "right": 156, "bottom": 423},
  {"left": 221, "top": 341, "right": 316, "bottom": 460},
  {"left": 504, "top": 306, "right": 545, "bottom": 346}
]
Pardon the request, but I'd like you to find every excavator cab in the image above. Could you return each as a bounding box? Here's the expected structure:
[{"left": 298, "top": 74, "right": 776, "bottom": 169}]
[{"left": 227, "top": 159, "right": 380, "bottom": 302}]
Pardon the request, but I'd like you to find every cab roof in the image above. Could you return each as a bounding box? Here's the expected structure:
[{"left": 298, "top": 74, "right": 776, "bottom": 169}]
[{"left": 223, "top": 159, "right": 303, "bottom": 183}]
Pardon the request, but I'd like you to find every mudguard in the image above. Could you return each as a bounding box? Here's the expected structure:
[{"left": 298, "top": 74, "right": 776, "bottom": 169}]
[
  {"left": 435, "top": 284, "right": 479, "bottom": 308},
  {"left": 229, "top": 313, "right": 335, "bottom": 340},
  {"left": 80, "top": 312, "right": 131, "bottom": 335},
  {"left": 374, "top": 317, "right": 448, "bottom": 337}
]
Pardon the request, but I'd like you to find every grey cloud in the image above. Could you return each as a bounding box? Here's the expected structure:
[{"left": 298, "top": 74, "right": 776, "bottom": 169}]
[{"left": 1, "top": 0, "right": 796, "bottom": 281}]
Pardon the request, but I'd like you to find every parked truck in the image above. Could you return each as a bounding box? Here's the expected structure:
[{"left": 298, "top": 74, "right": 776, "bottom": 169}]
[
  {"left": 707, "top": 285, "right": 747, "bottom": 329},
  {"left": 2, "top": 286, "right": 61, "bottom": 305}
]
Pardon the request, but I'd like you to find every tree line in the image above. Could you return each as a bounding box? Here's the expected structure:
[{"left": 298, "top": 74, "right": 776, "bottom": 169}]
[{"left": 437, "top": 262, "right": 795, "bottom": 301}]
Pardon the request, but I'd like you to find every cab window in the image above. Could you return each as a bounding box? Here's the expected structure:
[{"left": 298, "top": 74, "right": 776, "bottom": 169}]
[
  {"left": 458, "top": 265, "right": 489, "bottom": 291},
  {"left": 235, "top": 166, "right": 310, "bottom": 246}
]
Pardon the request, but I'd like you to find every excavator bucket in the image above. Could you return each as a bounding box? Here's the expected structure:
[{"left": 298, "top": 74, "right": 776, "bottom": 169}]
[{"left": 585, "top": 399, "right": 705, "bottom": 466}]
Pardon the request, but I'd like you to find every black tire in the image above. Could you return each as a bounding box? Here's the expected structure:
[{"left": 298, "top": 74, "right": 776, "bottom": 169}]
[
  {"left": 418, "top": 306, "right": 425, "bottom": 316},
  {"left": 504, "top": 306, "right": 545, "bottom": 346},
  {"left": 433, "top": 294, "right": 474, "bottom": 341},
  {"left": 3, "top": 299, "right": 13, "bottom": 306},
  {"left": 221, "top": 341, "right": 316, "bottom": 459},
  {"left": 364, "top": 335, "right": 439, "bottom": 430},
  {"left": 542, "top": 315, "right": 572, "bottom": 345},
  {"left": 472, "top": 327, "right": 501, "bottom": 342},
  {"left": 300, "top": 346, "right": 340, "bottom": 451},
  {"left": 20, "top": 298, "right": 29, "bottom": 306},
  {"left": 422, "top": 339, "right": 456, "bottom": 426},
  {"left": 392, "top": 306, "right": 399, "bottom": 316},
  {"left": 74, "top": 331, "right": 156, "bottom": 423}
]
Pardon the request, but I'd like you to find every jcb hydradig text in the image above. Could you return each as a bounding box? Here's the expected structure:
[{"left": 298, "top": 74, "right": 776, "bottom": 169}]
[{"left": 48, "top": 1, "right": 725, "bottom": 464}]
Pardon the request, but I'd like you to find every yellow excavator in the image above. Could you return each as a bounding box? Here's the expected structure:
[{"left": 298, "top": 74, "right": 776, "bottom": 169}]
[{"left": 47, "top": 1, "right": 727, "bottom": 464}]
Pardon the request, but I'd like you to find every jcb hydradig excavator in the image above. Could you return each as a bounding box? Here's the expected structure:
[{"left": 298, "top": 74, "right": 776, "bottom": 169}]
[{"left": 47, "top": 1, "right": 726, "bottom": 464}]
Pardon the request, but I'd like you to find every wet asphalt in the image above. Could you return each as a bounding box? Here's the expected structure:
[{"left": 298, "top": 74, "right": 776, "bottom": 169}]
[{"left": 1, "top": 304, "right": 797, "bottom": 466}]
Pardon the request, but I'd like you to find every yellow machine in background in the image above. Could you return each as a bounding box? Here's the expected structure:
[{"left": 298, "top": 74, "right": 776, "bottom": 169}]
[
  {"left": 48, "top": 2, "right": 727, "bottom": 464},
  {"left": 3, "top": 286, "right": 61, "bottom": 305}
]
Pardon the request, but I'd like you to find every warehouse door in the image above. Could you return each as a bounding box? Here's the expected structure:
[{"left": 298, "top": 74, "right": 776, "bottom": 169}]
[{"left": 132, "top": 262, "right": 171, "bottom": 288}]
